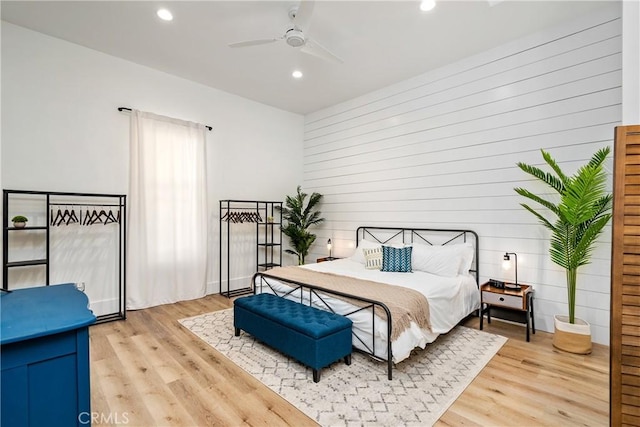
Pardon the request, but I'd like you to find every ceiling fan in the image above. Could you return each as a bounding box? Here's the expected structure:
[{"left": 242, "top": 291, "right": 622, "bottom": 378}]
[{"left": 228, "top": 0, "right": 343, "bottom": 64}]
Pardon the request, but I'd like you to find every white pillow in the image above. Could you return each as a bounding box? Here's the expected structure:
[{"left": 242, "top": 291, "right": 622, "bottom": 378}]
[
  {"left": 457, "top": 243, "right": 475, "bottom": 274},
  {"left": 363, "top": 247, "right": 383, "bottom": 270},
  {"left": 411, "top": 242, "right": 474, "bottom": 277},
  {"left": 348, "top": 239, "right": 382, "bottom": 264}
]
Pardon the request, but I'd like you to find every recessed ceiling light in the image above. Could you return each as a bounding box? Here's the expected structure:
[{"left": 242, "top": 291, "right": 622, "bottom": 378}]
[
  {"left": 292, "top": 70, "right": 303, "bottom": 79},
  {"left": 157, "top": 9, "right": 173, "bottom": 21},
  {"left": 420, "top": 0, "right": 436, "bottom": 12}
]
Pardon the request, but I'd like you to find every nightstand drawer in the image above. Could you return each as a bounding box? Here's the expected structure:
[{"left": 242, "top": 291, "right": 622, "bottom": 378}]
[{"left": 482, "top": 291, "right": 524, "bottom": 310}]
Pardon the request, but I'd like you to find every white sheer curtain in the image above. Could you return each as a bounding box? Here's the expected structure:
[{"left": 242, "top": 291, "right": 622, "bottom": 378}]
[{"left": 127, "top": 110, "right": 208, "bottom": 309}]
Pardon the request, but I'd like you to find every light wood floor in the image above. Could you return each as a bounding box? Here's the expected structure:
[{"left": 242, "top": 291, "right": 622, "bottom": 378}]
[{"left": 90, "top": 294, "right": 609, "bottom": 426}]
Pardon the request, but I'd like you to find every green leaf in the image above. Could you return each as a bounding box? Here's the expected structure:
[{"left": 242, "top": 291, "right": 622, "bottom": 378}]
[
  {"left": 514, "top": 147, "right": 613, "bottom": 324},
  {"left": 279, "top": 186, "right": 324, "bottom": 263}
]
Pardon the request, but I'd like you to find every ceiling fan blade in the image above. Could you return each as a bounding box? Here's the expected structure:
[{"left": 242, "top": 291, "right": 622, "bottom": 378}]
[
  {"left": 301, "top": 38, "right": 343, "bottom": 64},
  {"left": 229, "top": 38, "right": 280, "bottom": 48},
  {"left": 293, "top": 0, "right": 315, "bottom": 30}
]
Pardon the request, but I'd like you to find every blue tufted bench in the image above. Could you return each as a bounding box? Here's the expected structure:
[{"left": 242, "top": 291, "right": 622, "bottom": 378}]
[{"left": 234, "top": 293, "right": 353, "bottom": 382}]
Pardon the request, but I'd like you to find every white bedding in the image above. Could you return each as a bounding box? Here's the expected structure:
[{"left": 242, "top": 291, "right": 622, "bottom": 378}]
[{"left": 254, "top": 258, "right": 480, "bottom": 363}]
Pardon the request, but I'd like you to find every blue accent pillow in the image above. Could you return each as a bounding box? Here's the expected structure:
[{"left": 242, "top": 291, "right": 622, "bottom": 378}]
[{"left": 381, "top": 246, "right": 412, "bottom": 273}]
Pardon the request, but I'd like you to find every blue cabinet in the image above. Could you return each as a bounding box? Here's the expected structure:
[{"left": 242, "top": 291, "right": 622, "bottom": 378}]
[{"left": 1, "top": 284, "right": 96, "bottom": 427}]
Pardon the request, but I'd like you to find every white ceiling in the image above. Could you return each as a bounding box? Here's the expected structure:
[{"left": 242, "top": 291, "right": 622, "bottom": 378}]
[{"left": 1, "top": 1, "right": 612, "bottom": 115}]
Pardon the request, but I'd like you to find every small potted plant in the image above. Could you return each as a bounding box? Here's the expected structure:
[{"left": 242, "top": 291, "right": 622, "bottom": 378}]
[{"left": 11, "top": 215, "right": 28, "bottom": 228}]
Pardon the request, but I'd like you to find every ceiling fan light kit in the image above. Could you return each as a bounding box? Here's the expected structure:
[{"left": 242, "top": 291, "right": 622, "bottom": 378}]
[{"left": 285, "top": 28, "right": 306, "bottom": 48}]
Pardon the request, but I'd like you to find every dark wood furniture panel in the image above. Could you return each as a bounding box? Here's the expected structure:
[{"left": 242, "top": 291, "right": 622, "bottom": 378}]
[{"left": 611, "top": 125, "right": 640, "bottom": 427}]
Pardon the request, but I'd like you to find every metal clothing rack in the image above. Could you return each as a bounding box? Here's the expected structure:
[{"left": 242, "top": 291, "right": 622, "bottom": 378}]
[
  {"left": 2, "top": 189, "right": 127, "bottom": 323},
  {"left": 219, "top": 199, "right": 282, "bottom": 298}
]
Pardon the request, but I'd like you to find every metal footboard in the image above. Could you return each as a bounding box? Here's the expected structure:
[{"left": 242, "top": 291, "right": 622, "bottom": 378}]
[{"left": 252, "top": 272, "right": 395, "bottom": 380}]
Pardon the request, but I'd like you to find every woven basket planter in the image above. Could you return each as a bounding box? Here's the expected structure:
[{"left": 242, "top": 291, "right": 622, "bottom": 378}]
[{"left": 552, "top": 314, "right": 592, "bottom": 355}]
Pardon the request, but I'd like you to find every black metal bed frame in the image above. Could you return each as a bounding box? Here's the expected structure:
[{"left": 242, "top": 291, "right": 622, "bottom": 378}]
[{"left": 251, "top": 226, "right": 479, "bottom": 380}]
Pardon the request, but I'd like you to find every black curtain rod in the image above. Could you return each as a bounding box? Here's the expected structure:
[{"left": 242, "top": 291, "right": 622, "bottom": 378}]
[{"left": 118, "top": 107, "right": 213, "bottom": 131}]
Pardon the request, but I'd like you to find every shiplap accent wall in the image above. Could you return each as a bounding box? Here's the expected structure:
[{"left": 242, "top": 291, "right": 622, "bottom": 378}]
[{"left": 303, "top": 4, "right": 621, "bottom": 344}]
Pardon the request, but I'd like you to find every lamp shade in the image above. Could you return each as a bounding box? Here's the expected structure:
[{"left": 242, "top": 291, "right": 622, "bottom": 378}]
[{"left": 503, "top": 252, "right": 519, "bottom": 288}]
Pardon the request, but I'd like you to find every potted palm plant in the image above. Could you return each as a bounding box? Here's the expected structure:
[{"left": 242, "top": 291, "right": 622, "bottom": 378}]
[
  {"left": 278, "top": 186, "right": 324, "bottom": 265},
  {"left": 514, "top": 147, "right": 612, "bottom": 354}
]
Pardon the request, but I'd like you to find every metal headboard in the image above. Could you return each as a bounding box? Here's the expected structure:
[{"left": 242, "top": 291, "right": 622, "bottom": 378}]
[{"left": 356, "top": 226, "right": 480, "bottom": 285}]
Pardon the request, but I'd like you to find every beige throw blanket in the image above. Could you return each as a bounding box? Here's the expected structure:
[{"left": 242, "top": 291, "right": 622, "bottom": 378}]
[{"left": 261, "top": 266, "right": 431, "bottom": 341}]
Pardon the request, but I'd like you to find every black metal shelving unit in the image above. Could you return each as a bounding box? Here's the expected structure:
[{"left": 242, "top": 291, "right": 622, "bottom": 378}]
[
  {"left": 2, "top": 189, "right": 127, "bottom": 323},
  {"left": 219, "top": 199, "right": 282, "bottom": 298}
]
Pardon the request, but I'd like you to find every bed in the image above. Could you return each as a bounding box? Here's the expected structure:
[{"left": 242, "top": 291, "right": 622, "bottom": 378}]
[{"left": 251, "top": 226, "right": 481, "bottom": 380}]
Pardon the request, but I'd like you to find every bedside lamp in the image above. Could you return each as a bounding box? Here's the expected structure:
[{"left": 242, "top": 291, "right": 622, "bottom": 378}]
[
  {"left": 327, "top": 239, "right": 332, "bottom": 259},
  {"left": 503, "top": 252, "right": 520, "bottom": 290}
]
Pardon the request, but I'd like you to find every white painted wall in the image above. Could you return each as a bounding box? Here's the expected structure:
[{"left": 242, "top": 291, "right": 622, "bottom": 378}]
[
  {"left": 622, "top": 0, "right": 640, "bottom": 124},
  {"left": 303, "top": 4, "right": 622, "bottom": 344},
  {"left": 1, "top": 22, "right": 304, "bottom": 295}
]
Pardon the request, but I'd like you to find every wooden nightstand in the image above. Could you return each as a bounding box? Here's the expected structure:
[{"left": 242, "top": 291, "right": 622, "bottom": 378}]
[
  {"left": 480, "top": 282, "right": 535, "bottom": 341},
  {"left": 316, "top": 257, "right": 340, "bottom": 263}
]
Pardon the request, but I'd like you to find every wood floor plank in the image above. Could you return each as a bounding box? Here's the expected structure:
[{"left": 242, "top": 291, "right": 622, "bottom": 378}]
[
  {"left": 105, "top": 332, "right": 199, "bottom": 426},
  {"left": 89, "top": 329, "right": 117, "bottom": 362},
  {"left": 129, "top": 332, "right": 185, "bottom": 384},
  {"left": 165, "top": 378, "right": 246, "bottom": 426},
  {"left": 90, "top": 294, "right": 609, "bottom": 426},
  {"left": 92, "top": 354, "right": 157, "bottom": 426},
  {"left": 97, "top": 302, "right": 315, "bottom": 426}
]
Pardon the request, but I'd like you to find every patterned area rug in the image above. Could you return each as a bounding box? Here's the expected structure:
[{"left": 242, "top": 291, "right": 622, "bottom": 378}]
[{"left": 179, "top": 309, "right": 507, "bottom": 427}]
